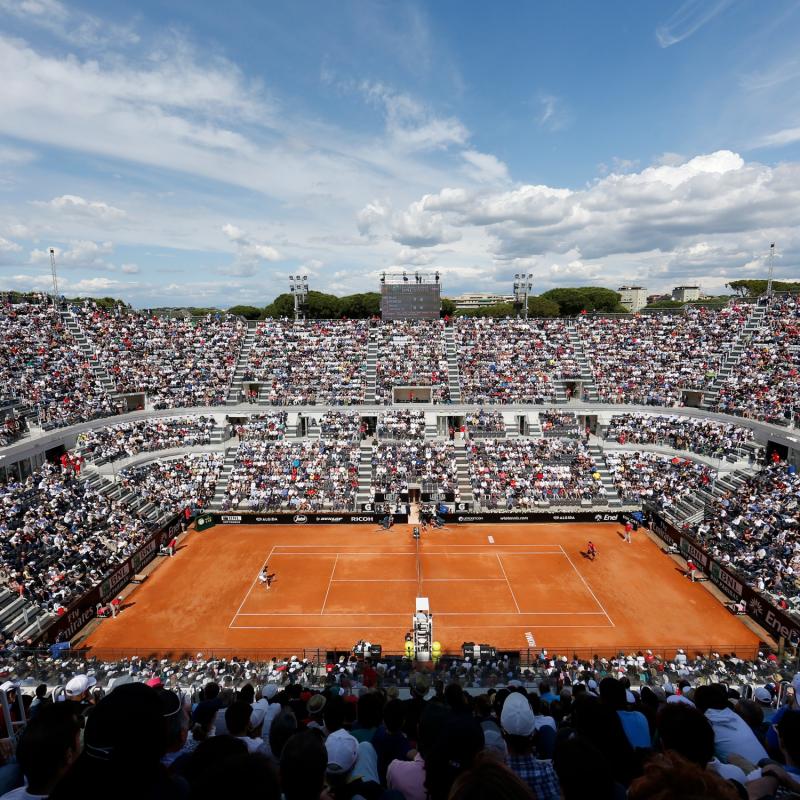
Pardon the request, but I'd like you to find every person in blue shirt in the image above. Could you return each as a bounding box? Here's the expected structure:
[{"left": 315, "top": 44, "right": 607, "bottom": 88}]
[{"left": 599, "top": 677, "right": 651, "bottom": 750}]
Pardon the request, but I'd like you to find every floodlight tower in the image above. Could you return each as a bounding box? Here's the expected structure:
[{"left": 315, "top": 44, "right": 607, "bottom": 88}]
[
  {"left": 289, "top": 275, "right": 309, "bottom": 321},
  {"left": 767, "top": 243, "right": 776, "bottom": 298},
  {"left": 513, "top": 273, "right": 533, "bottom": 319},
  {"left": 49, "top": 248, "right": 60, "bottom": 306}
]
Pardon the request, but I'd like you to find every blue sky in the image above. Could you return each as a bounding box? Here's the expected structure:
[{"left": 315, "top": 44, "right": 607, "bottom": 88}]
[{"left": 1, "top": 0, "right": 800, "bottom": 308}]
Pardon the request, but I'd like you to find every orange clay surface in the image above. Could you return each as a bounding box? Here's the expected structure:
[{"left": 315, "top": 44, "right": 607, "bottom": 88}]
[{"left": 84, "top": 522, "right": 759, "bottom": 659}]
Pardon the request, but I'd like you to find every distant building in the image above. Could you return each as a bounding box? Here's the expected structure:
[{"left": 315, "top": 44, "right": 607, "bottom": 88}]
[
  {"left": 647, "top": 293, "right": 670, "bottom": 305},
  {"left": 672, "top": 286, "right": 701, "bottom": 302},
  {"left": 452, "top": 292, "right": 515, "bottom": 310},
  {"left": 617, "top": 286, "right": 648, "bottom": 312}
]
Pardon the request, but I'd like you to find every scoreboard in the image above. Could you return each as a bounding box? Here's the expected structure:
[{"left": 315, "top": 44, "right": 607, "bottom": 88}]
[{"left": 381, "top": 283, "right": 441, "bottom": 320}]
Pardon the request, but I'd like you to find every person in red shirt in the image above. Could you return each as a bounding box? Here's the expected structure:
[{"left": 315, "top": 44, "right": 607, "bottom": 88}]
[
  {"left": 362, "top": 659, "right": 378, "bottom": 689},
  {"left": 167, "top": 537, "right": 178, "bottom": 557},
  {"left": 624, "top": 520, "right": 633, "bottom": 544},
  {"left": 687, "top": 559, "right": 698, "bottom": 582}
]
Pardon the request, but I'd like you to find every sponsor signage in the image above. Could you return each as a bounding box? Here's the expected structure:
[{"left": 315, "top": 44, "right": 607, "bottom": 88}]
[
  {"left": 36, "top": 513, "right": 182, "bottom": 645},
  {"left": 209, "top": 512, "right": 409, "bottom": 525},
  {"left": 448, "top": 511, "right": 623, "bottom": 524},
  {"left": 648, "top": 508, "right": 800, "bottom": 643}
]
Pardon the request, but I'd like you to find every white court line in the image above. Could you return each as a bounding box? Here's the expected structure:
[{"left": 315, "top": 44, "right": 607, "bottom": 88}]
[
  {"left": 272, "top": 543, "right": 563, "bottom": 549},
  {"left": 320, "top": 555, "right": 339, "bottom": 615},
  {"left": 228, "top": 544, "right": 276, "bottom": 628},
  {"left": 329, "top": 578, "right": 508, "bottom": 583},
  {"left": 264, "top": 551, "right": 563, "bottom": 556},
  {"left": 496, "top": 554, "right": 522, "bottom": 614},
  {"left": 559, "top": 545, "right": 615, "bottom": 628},
  {"left": 236, "top": 611, "right": 607, "bottom": 617},
  {"left": 231, "top": 623, "right": 612, "bottom": 630}
]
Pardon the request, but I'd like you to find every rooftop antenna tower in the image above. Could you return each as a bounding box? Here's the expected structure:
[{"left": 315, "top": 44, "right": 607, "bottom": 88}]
[
  {"left": 766, "top": 242, "right": 775, "bottom": 297},
  {"left": 48, "top": 248, "right": 60, "bottom": 305}
]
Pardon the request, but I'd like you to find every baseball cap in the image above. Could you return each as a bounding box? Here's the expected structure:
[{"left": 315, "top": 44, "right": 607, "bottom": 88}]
[
  {"left": 261, "top": 684, "right": 279, "bottom": 700},
  {"left": 754, "top": 687, "right": 773, "bottom": 704},
  {"left": 326, "top": 729, "right": 359, "bottom": 775},
  {"left": 65, "top": 674, "right": 97, "bottom": 697},
  {"left": 500, "top": 692, "right": 535, "bottom": 737},
  {"left": 250, "top": 704, "right": 267, "bottom": 728}
]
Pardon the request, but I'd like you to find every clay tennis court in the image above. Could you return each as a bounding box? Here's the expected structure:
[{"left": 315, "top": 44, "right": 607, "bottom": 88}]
[{"left": 83, "top": 522, "right": 759, "bottom": 659}]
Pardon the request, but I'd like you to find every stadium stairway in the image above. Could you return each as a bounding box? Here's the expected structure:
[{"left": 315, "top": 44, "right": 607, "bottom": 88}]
[
  {"left": 364, "top": 333, "right": 378, "bottom": 404},
  {"left": 226, "top": 321, "right": 258, "bottom": 405},
  {"left": 701, "top": 304, "right": 768, "bottom": 411},
  {"left": 587, "top": 443, "right": 623, "bottom": 507},
  {"left": 60, "top": 311, "right": 118, "bottom": 397},
  {"left": 208, "top": 447, "right": 238, "bottom": 511},
  {"left": 567, "top": 323, "right": 600, "bottom": 402},
  {"left": 454, "top": 442, "right": 474, "bottom": 507},
  {"left": 443, "top": 327, "right": 462, "bottom": 402},
  {"left": 356, "top": 441, "right": 374, "bottom": 508},
  {"left": 0, "top": 588, "right": 55, "bottom": 641}
]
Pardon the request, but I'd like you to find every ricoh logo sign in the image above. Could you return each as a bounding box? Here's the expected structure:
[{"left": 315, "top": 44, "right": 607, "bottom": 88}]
[{"left": 350, "top": 516, "right": 373, "bottom": 523}]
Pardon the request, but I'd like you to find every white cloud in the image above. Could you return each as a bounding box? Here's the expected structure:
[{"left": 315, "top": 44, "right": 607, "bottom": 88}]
[
  {"left": 461, "top": 150, "right": 510, "bottom": 185},
  {"left": 30, "top": 239, "right": 115, "bottom": 270},
  {"left": 655, "top": 0, "right": 734, "bottom": 48},
  {"left": 360, "top": 81, "right": 469, "bottom": 152},
  {"left": 35, "top": 194, "right": 127, "bottom": 220},
  {"left": 537, "top": 93, "right": 570, "bottom": 132},
  {"left": 221, "top": 222, "right": 281, "bottom": 276},
  {"left": 752, "top": 126, "right": 800, "bottom": 149},
  {"left": 356, "top": 200, "right": 391, "bottom": 237},
  {"left": 121, "top": 263, "right": 139, "bottom": 274},
  {"left": 0, "top": 0, "right": 139, "bottom": 48},
  {"left": 0, "top": 236, "right": 22, "bottom": 253},
  {"left": 0, "top": 144, "right": 36, "bottom": 166}
]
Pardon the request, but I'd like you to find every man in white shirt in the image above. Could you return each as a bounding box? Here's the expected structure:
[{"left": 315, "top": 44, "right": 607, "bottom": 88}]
[{"left": 225, "top": 702, "right": 268, "bottom": 756}]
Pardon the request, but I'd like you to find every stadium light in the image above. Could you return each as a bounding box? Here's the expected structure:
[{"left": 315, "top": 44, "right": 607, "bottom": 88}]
[
  {"left": 289, "top": 274, "right": 309, "bottom": 321},
  {"left": 513, "top": 272, "right": 534, "bottom": 319}
]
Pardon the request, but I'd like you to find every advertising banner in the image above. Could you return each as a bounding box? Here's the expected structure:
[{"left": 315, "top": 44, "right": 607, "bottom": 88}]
[
  {"left": 648, "top": 509, "right": 800, "bottom": 643},
  {"left": 441, "top": 510, "right": 624, "bottom": 524},
  {"left": 210, "top": 512, "right": 408, "bottom": 525},
  {"left": 35, "top": 513, "right": 183, "bottom": 645}
]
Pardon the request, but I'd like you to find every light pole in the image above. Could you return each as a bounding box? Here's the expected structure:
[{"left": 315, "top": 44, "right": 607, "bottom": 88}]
[
  {"left": 513, "top": 273, "right": 533, "bottom": 319},
  {"left": 289, "top": 275, "right": 308, "bottom": 321}
]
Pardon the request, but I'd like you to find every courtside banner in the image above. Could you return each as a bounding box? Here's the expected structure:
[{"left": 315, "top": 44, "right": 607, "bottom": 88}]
[
  {"left": 648, "top": 509, "right": 800, "bottom": 643},
  {"left": 212, "top": 512, "right": 409, "bottom": 525},
  {"left": 441, "top": 511, "right": 624, "bottom": 524},
  {"left": 34, "top": 513, "right": 183, "bottom": 645}
]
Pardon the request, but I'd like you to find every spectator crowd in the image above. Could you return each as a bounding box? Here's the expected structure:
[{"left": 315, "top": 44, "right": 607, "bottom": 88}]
[
  {"left": 77, "top": 416, "right": 216, "bottom": 463},
  {"left": 606, "top": 414, "right": 755, "bottom": 460}
]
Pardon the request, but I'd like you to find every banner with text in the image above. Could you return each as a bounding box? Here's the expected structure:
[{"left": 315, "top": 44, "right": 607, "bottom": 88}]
[
  {"left": 211, "top": 512, "right": 408, "bottom": 526},
  {"left": 648, "top": 509, "right": 800, "bottom": 644},
  {"left": 35, "top": 513, "right": 183, "bottom": 645},
  {"left": 441, "top": 510, "right": 624, "bottom": 524}
]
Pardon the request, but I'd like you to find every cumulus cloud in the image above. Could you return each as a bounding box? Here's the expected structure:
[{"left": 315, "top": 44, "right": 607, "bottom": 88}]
[
  {"left": 221, "top": 222, "right": 281, "bottom": 276},
  {"left": 0, "top": 235, "right": 23, "bottom": 265},
  {"left": 388, "top": 150, "right": 800, "bottom": 292},
  {"left": 35, "top": 194, "right": 127, "bottom": 220},
  {"left": 30, "top": 239, "right": 115, "bottom": 270}
]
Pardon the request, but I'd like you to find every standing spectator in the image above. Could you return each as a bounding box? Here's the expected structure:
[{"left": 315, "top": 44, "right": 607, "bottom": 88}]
[{"left": 371, "top": 700, "right": 412, "bottom": 785}]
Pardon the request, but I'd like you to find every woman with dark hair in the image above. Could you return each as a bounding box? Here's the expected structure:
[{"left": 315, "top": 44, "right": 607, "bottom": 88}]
[
  {"left": 424, "top": 715, "right": 484, "bottom": 800},
  {"left": 448, "top": 755, "right": 535, "bottom": 800}
]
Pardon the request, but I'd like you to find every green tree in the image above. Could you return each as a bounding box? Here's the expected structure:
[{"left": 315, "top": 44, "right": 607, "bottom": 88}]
[
  {"left": 262, "top": 293, "right": 295, "bottom": 318},
  {"left": 227, "top": 305, "right": 262, "bottom": 319},
  {"left": 457, "top": 302, "right": 517, "bottom": 318},
  {"left": 540, "top": 287, "right": 626, "bottom": 315},
  {"left": 644, "top": 299, "right": 685, "bottom": 309},
  {"left": 526, "top": 296, "right": 560, "bottom": 317},
  {"left": 726, "top": 279, "right": 800, "bottom": 297},
  {"left": 338, "top": 292, "right": 381, "bottom": 318},
  {"left": 440, "top": 298, "right": 457, "bottom": 317}
]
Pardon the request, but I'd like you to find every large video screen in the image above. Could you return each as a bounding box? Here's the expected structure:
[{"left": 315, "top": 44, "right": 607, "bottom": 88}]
[{"left": 380, "top": 283, "right": 441, "bottom": 320}]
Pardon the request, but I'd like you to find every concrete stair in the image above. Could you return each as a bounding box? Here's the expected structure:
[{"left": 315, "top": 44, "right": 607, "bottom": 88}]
[
  {"left": 587, "top": 443, "right": 622, "bottom": 506},
  {"left": 61, "top": 311, "right": 117, "bottom": 395},
  {"left": 208, "top": 447, "right": 238, "bottom": 510},
  {"left": 702, "top": 305, "right": 767, "bottom": 410},
  {"left": 364, "top": 332, "right": 379, "bottom": 404},
  {"left": 356, "top": 442, "right": 374, "bottom": 507},
  {"left": 226, "top": 321, "right": 259, "bottom": 405},
  {"left": 567, "top": 323, "right": 599, "bottom": 402},
  {"left": 443, "top": 326, "right": 462, "bottom": 402},
  {"left": 454, "top": 442, "right": 474, "bottom": 506}
]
